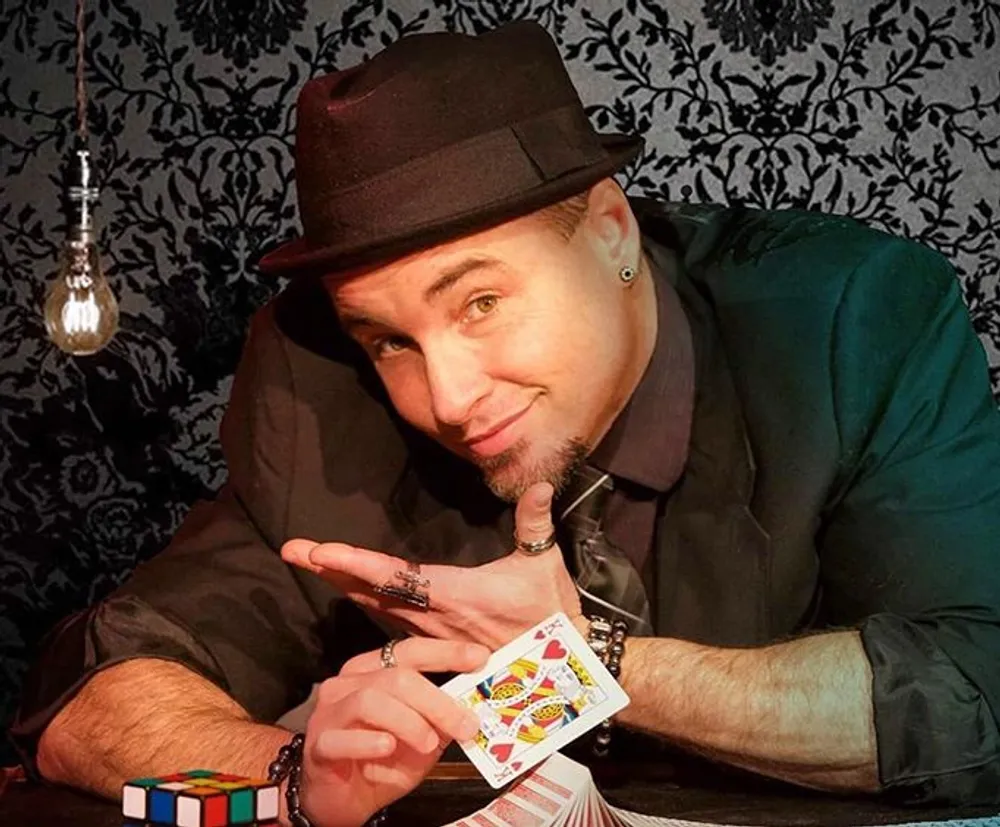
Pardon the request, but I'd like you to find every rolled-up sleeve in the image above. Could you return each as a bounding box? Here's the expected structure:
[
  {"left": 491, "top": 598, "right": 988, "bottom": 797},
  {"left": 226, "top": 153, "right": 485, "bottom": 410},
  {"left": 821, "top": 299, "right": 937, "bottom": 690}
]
[
  {"left": 819, "top": 239, "right": 1000, "bottom": 804},
  {"left": 9, "top": 305, "right": 335, "bottom": 775}
]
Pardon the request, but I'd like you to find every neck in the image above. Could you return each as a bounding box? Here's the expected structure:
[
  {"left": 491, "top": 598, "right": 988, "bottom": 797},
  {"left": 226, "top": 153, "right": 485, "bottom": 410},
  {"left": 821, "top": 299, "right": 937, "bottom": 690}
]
[
  {"left": 588, "top": 254, "right": 660, "bottom": 451},
  {"left": 624, "top": 252, "right": 660, "bottom": 403}
]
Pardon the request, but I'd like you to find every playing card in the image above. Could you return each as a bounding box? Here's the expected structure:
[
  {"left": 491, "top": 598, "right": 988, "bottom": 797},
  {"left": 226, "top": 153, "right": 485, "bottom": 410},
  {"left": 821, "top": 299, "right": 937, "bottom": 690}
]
[
  {"left": 543, "top": 752, "right": 622, "bottom": 827},
  {"left": 525, "top": 753, "right": 592, "bottom": 827},
  {"left": 441, "top": 613, "right": 629, "bottom": 788},
  {"left": 588, "top": 783, "right": 631, "bottom": 827},
  {"left": 506, "top": 778, "right": 565, "bottom": 820},
  {"left": 516, "top": 753, "right": 592, "bottom": 827}
]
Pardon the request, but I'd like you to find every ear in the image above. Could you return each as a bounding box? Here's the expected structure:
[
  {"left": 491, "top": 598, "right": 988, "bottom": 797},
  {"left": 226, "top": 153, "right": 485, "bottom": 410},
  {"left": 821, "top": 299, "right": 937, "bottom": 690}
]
[{"left": 580, "top": 179, "right": 642, "bottom": 271}]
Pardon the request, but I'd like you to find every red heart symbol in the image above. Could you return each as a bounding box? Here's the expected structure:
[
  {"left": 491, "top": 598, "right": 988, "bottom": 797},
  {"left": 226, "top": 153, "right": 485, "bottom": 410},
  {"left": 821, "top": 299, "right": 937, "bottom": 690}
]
[
  {"left": 490, "top": 742, "right": 513, "bottom": 763},
  {"left": 512, "top": 761, "right": 522, "bottom": 771},
  {"left": 543, "top": 640, "right": 567, "bottom": 660},
  {"left": 534, "top": 630, "right": 545, "bottom": 639}
]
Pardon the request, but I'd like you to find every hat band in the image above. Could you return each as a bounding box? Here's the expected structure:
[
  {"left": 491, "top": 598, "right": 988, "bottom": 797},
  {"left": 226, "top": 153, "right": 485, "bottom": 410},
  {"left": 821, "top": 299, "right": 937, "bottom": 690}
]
[{"left": 301, "top": 104, "right": 608, "bottom": 248}]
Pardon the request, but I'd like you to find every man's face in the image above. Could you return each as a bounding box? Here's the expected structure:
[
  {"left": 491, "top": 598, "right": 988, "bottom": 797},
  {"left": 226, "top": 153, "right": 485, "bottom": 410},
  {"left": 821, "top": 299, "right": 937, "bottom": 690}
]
[{"left": 328, "top": 185, "right": 650, "bottom": 501}]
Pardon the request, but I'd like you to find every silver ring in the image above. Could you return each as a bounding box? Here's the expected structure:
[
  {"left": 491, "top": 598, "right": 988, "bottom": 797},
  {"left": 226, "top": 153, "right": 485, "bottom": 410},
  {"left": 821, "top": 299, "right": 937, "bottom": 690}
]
[
  {"left": 513, "top": 532, "right": 557, "bottom": 555},
  {"left": 373, "top": 560, "right": 431, "bottom": 609},
  {"left": 380, "top": 639, "right": 400, "bottom": 669}
]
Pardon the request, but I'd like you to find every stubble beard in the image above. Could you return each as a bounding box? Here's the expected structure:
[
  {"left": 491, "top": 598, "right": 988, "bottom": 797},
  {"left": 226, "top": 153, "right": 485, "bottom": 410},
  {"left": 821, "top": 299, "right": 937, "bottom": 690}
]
[{"left": 476, "top": 436, "right": 589, "bottom": 503}]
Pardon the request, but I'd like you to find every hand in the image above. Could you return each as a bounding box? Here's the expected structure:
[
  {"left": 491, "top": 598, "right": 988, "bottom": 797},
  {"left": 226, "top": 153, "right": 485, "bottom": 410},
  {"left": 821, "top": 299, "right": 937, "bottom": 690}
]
[
  {"left": 282, "top": 482, "right": 584, "bottom": 650},
  {"left": 300, "top": 637, "right": 488, "bottom": 827}
]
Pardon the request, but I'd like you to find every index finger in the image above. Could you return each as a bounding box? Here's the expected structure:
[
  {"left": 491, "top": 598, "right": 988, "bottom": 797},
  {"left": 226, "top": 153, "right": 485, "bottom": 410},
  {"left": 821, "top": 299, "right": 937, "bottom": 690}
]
[
  {"left": 321, "top": 670, "right": 480, "bottom": 745},
  {"left": 281, "top": 538, "right": 324, "bottom": 573},
  {"left": 380, "top": 669, "right": 481, "bottom": 744},
  {"left": 340, "top": 638, "right": 491, "bottom": 676},
  {"left": 285, "top": 539, "right": 403, "bottom": 587}
]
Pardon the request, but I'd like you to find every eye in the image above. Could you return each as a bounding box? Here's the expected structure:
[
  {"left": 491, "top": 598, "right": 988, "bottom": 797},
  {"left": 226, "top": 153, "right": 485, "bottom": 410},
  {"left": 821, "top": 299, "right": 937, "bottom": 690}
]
[
  {"left": 466, "top": 294, "right": 499, "bottom": 320},
  {"left": 371, "top": 335, "right": 410, "bottom": 359}
]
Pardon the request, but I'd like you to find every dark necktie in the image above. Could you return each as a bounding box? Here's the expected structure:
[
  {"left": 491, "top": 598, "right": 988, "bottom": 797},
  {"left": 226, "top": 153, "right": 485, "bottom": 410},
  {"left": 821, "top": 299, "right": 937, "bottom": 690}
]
[{"left": 556, "top": 465, "right": 653, "bottom": 635}]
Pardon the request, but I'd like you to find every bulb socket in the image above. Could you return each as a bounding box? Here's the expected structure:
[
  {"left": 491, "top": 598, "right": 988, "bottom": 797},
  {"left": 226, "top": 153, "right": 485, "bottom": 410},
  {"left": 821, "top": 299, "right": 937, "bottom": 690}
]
[
  {"left": 64, "top": 145, "right": 100, "bottom": 233},
  {"left": 67, "top": 225, "right": 95, "bottom": 245}
]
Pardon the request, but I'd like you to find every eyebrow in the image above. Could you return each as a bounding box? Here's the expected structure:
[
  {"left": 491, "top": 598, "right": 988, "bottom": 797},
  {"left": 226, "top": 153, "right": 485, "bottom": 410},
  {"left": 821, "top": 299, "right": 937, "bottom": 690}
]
[
  {"left": 338, "top": 256, "right": 502, "bottom": 333},
  {"left": 423, "top": 256, "right": 502, "bottom": 302}
]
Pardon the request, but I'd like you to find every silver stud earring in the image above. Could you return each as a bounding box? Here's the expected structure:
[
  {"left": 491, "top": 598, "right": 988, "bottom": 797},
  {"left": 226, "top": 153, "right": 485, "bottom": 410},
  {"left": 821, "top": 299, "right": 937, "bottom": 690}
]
[{"left": 618, "top": 264, "right": 636, "bottom": 285}]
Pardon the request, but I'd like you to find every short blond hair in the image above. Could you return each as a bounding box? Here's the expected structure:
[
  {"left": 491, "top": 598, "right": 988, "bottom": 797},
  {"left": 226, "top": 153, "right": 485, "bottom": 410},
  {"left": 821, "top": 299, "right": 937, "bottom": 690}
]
[{"left": 536, "top": 187, "right": 592, "bottom": 240}]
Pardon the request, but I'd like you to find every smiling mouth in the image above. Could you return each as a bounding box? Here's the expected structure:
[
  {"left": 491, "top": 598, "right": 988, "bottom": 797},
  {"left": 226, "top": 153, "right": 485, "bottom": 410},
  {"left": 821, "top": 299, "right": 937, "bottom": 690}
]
[{"left": 462, "top": 403, "right": 534, "bottom": 456}]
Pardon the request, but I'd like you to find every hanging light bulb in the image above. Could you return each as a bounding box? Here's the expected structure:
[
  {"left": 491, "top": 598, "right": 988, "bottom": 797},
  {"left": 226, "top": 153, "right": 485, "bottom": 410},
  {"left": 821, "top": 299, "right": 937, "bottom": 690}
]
[
  {"left": 43, "top": 0, "right": 119, "bottom": 356},
  {"left": 44, "top": 146, "right": 119, "bottom": 355}
]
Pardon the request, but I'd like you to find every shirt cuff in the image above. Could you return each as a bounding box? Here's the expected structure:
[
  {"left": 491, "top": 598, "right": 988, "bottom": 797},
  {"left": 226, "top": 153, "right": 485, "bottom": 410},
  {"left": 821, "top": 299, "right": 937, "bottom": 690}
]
[{"left": 859, "top": 612, "right": 1000, "bottom": 805}]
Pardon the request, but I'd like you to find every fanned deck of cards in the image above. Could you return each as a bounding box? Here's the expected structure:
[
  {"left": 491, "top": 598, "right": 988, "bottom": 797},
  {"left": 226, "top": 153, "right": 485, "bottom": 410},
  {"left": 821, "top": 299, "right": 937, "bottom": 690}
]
[
  {"left": 441, "top": 612, "right": 630, "bottom": 789},
  {"left": 437, "top": 613, "right": 1000, "bottom": 827},
  {"left": 439, "top": 752, "right": 1000, "bottom": 827},
  {"left": 439, "top": 751, "right": 620, "bottom": 826}
]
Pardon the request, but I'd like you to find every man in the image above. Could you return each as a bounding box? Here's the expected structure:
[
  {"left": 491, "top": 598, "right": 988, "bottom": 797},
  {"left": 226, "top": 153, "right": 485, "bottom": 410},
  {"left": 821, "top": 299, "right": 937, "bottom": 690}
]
[{"left": 12, "top": 21, "right": 1000, "bottom": 827}]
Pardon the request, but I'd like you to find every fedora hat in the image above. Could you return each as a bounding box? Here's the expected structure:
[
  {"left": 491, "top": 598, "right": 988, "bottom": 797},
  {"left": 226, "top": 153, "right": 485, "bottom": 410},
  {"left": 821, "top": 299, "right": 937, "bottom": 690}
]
[{"left": 258, "top": 20, "right": 643, "bottom": 277}]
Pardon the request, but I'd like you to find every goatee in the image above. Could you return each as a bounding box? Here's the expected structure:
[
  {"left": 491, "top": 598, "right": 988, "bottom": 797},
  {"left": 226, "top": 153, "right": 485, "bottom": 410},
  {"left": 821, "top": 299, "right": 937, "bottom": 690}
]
[{"left": 477, "top": 437, "right": 589, "bottom": 503}]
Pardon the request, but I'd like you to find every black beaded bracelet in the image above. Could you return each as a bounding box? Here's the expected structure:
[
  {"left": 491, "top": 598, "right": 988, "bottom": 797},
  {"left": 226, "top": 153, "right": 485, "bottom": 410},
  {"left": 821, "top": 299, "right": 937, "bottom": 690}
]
[
  {"left": 586, "top": 616, "right": 629, "bottom": 757},
  {"left": 267, "top": 733, "right": 388, "bottom": 827},
  {"left": 267, "top": 734, "right": 313, "bottom": 827}
]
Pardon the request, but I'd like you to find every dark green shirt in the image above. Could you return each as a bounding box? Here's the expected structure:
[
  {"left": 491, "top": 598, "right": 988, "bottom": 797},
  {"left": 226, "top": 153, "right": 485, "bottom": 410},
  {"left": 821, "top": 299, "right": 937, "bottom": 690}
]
[{"left": 12, "top": 202, "right": 1000, "bottom": 806}]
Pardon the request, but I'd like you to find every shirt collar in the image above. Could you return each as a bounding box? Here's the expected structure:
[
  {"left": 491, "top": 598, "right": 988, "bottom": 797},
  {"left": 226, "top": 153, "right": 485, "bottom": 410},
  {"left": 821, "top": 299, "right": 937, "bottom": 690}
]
[{"left": 588, "top": 238, "right": 695, "bottom": 493}]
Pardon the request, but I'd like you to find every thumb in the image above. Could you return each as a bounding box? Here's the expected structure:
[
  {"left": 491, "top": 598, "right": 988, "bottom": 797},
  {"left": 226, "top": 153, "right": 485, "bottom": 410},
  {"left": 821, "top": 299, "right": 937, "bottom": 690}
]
[{"left": 514, "top": 482, "right": 556, "bottom": 551}]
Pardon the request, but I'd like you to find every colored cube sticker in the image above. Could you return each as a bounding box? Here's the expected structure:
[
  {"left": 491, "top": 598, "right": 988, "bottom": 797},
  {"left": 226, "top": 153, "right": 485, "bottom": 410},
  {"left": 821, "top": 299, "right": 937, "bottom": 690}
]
[{"left": 123, "top": 769, "right": 280, "bottom": 825}]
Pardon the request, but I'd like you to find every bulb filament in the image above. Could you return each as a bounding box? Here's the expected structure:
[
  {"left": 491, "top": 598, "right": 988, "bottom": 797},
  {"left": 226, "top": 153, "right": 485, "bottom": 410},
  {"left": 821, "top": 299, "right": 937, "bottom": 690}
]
[{"left": 61, "top": 284, "right": 102, "bottom": 335}]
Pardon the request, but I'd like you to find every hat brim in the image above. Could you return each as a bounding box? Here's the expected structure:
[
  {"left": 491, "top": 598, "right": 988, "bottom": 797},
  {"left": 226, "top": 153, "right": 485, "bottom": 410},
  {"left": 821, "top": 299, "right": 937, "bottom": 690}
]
[{"left": 257, "top": 133, "right": 643, "bottom": 279}]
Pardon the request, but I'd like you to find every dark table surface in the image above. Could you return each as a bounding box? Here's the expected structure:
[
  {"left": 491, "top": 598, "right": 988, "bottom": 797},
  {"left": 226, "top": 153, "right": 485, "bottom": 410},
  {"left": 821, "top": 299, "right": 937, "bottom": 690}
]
[{"left": 3, "top": 764, "right": 999, "bottom": 827}]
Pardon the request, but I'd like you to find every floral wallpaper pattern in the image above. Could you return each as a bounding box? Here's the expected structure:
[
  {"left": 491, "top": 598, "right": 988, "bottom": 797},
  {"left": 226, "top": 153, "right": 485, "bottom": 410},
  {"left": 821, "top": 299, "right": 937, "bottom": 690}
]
[{"left": 1, "top": 0, "right": 998, "bottom": 760}]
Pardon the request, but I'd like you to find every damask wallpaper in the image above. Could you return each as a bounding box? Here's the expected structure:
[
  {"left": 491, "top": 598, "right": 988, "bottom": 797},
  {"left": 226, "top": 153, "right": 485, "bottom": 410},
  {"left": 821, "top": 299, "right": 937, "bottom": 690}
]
[{"left": 1, "top": 0, "right": 998, "bottom": 761}]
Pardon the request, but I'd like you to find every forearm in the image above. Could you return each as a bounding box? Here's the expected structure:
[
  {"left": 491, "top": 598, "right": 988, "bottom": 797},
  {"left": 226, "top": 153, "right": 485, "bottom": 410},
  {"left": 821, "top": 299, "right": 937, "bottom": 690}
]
[
  {"left": 616, "top": 630, "right": 879, "bottom": 792},
  {"left": 37, "top": 659, "right": 290, "bottom": 800}
]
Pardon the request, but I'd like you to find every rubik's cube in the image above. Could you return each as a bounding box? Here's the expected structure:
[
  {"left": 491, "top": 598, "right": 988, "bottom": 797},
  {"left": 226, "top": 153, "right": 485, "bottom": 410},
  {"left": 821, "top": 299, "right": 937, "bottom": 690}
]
[{"left": 122, "top": 769, "right": 280, "bottom": 826}]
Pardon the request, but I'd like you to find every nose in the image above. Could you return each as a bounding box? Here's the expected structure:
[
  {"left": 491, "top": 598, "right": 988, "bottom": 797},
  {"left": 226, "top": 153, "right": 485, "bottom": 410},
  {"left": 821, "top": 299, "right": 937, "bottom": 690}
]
[{"left": 423, "top": 337, "right": 490, "bottom": 427}]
